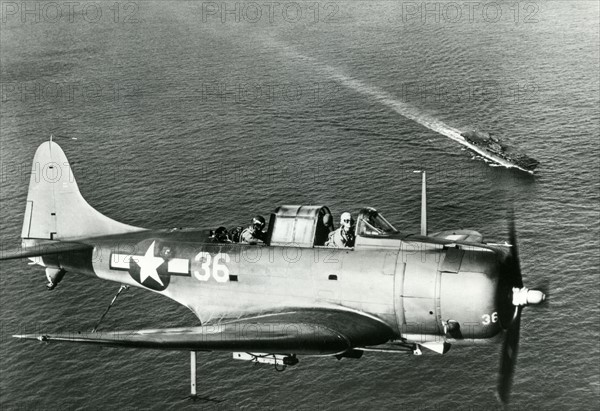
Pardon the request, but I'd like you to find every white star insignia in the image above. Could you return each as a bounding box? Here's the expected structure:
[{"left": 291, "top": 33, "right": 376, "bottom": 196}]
[{"left": 131, "top": 241, "right": 165, "bottom": 286}]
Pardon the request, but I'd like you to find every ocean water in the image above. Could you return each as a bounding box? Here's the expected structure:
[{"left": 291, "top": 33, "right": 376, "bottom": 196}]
[{"left": 1, "top": 1, "right": 598, "bottom": 409}]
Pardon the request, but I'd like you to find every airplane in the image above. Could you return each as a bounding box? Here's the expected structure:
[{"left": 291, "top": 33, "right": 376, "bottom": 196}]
[{"left": 0, "top": 139, "right": 547, "bottom": 404}]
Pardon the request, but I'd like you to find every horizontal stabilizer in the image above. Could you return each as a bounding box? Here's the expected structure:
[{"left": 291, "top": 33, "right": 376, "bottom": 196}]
[{"left": 0, "top": 241, "right": 92, "bottom": 260}]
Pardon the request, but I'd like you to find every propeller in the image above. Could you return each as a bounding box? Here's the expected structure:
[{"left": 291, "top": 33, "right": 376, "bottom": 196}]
[{"left": 496, "top": 211, "right": 546, "bottom": 404}]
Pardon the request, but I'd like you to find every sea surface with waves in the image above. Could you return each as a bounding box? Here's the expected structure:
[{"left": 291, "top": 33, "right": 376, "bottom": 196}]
[{"left": 1, "top": 1, "right": 598, "bottom": 409}]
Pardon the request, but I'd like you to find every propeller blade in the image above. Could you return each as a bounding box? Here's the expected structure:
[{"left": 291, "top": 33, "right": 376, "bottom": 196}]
[
  {"left": 507, "top": 210, "right": 523, "bottom": 288},
  {"left": 497, "top": 210, "right": 526, "bottom": 403},
  {"left": 498, "top": 306, "right": 522, "bottom": 404},
  {"left": 497, "top": 209, "right": 549, "bottom": 403}
]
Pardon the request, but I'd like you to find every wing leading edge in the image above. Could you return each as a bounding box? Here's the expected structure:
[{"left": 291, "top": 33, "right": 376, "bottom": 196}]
[{"left": 14, "top": 309, "right": 396, "bottom": 355}]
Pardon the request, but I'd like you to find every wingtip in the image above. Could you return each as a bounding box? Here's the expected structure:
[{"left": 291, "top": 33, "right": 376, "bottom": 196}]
[{"left": 12, "top": 334, "right": 48, "bottom": 342}]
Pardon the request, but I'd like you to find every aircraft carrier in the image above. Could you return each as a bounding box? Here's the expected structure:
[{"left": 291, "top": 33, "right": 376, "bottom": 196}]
[{"left": 460, "top": 131, "right": 540, "bottom": 172}]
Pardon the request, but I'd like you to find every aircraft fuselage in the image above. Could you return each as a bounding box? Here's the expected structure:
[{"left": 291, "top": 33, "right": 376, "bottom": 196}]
[{"left": 36, "top": 229, "right": 504, "bottom": 344}]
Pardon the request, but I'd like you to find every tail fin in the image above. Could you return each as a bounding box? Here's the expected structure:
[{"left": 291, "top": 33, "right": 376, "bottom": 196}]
[{"left": 21, "top": 140, "right": 145, "bottom": 241}]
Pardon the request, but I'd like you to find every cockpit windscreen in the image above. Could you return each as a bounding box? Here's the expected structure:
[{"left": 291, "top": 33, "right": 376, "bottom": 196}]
[{"left": 356, "top": 208, "right": 398, "bottom": 237}]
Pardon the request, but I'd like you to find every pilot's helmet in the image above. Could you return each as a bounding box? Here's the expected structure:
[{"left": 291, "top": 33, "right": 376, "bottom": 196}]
[
  {"left": 252, "top": 215, "right": 266, "bottom": 230},
  {"left": 340, "top": 212, "right": 353, "bottom": 229}
]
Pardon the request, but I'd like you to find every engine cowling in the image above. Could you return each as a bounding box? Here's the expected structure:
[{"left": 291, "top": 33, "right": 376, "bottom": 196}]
[{"left": 396, "top": 245, "right": 503, "bottom": 342}]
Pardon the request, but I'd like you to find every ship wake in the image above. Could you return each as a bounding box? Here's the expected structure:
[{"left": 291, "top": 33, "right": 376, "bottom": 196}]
[{"left": 270, "top": 38, "right": 536, "bottom": 173}]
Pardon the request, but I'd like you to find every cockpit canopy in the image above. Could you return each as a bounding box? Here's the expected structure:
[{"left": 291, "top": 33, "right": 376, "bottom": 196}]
[
  {"left": 268, "top": 205, "right": 398, "bottom": 248},
  {"left": 269, "top": 205, "right": 332, "bottom": 247}
]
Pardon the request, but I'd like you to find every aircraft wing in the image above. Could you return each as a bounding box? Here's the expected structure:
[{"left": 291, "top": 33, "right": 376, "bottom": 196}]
[
  {"left": 13, "top": 309, "right": 395, "bottom": 355},
  {"left": 0, "top": 241, "right": 93, "bottom": 260}
]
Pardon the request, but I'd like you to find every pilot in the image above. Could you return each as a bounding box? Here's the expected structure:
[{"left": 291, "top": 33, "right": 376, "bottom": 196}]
[
  {"left": 240, "top": 215, "right": 266, "bottom": 244},
  {"left": 315, "top": 212, "right": 334, "bottom": 246},
  {"left": 228, "top": 226, "right": 244, "bottom": 243},
  {"left": 326, "top": 212, "right": 355, "bottom": 248},
  {"left": 210, "top": 226, "right": 231, "bottom": 243}
]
